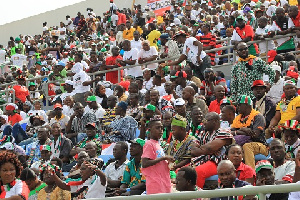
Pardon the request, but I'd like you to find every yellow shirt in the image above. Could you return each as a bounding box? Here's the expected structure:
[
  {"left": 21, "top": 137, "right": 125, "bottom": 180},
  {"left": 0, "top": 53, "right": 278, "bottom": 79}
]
[
  {"left": 147, "top": 30, "right": 161, "bottom": 49},
  {"left": 289, "top": 0, "right": 298, "bottom": 6},
  {"left": 276, "top": 96, "right": 300, "bottom": 124},
  {"left": 123, "top": 27, "right": 136, "bottom": 40}
]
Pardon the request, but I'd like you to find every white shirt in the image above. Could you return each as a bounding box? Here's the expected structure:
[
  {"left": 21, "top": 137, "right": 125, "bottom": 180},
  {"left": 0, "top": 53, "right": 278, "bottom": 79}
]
[
  {"left": 104, "top": 160, "right": 129, "bottom": 180},
  {"left": 137, "top": 46, "right": 158, "bottom": 70},
  {"left": 58, "top": 27, "right": 66, "bottom": 40},
  {"left": 143, "top": 77, "right": 154, "bottom": 90},
  {"left": 182, "top": 37, "right": 206, "bottom": 65},
  {"left": 131, "top": 40, "right": 142, "bottom": 52},
  {"left": 49, "top": 114, "right": 70, "bottom": 130},
  {"left": 289, "top": 181, "right": 300, "bottom": 200},
  {"left": 255, "top": 25, "right": 275, "bottom": 53},
  {"left": 62, "top": 105, "right": 74, "bottom": 117},
  {"left": 70, "top": 175, "right": 106, "bottom": 199},
  {"left": 66, "top": 18, "right": 74, "bottom": 31},
  {"left": 215, "top": 22, "right": 225, "bottom": 31},
  {"left": 274, "top": 160, "right": 295, "bottom": 181},
  {"left": 123, "top": 48, "right": 143, "bottom": 77},
  {"left": 84, "top": 104, "right": 106, "bottom": 119},
  {"left": 153, "top": 84, "right": 166, "bottom": 97},
  {"left": 11, "top": 54, "right": 27, "bottom": 67},
  {"left": 266, "top": 5, "right": 277, "bottom": 17},
  {"left": 111, "top": 14, "right": 118, "bottom": 26},
  {"left": 28, "top": 110, "right": 48, "bottom": 122},
  {"left": 73, "top": 71, "right": 91, "bottom": 94},
  {"left": 266, "top": 78, "right": 284, "bottom": 103}
]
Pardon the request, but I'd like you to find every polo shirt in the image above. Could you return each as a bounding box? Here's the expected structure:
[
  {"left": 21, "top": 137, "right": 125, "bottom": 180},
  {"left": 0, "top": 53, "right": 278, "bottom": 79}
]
[
  {"left": 236, "top": 162, "right": 256, "bottom": 182},
  {"left": 104, "top": 160, "right": 129, "bottom": 180},
  {"left": 232, "top": 25, "right": 259, "bottom": 55},
  {"left": 209, "top": 99, "right": 223, "bottom": 114},
  {"left": 274, "top": 160, "right": 295, "bottom": 182},
  {"left": 13, "top": 85, "right": 29, "bottom": 103},
  {"left": 197, "top": 32, "right": 216, "bottom": 65},
  {"left": 276, "top": 95, "right": 300, "bottom": 124}
]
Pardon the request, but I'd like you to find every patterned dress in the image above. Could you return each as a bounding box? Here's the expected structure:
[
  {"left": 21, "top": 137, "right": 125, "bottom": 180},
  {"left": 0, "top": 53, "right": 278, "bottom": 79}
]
[
  {"left": 108, "top": 115, "right": 138, "bottom": 142},
  {"left": 231, "top": 57, "right": 275, "bottom": 101}
]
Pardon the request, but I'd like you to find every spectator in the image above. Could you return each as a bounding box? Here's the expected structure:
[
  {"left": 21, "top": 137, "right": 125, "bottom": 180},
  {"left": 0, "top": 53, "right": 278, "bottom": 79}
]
[{"left": 175, "top": 167, "right": 199, "bottom": 192}]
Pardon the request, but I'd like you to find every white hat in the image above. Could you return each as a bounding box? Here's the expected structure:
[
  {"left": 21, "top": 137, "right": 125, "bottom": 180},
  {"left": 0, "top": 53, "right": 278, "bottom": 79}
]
[
  {"left": 270, "top": 0, "right": 276, "bottom": 4},
  {"left": 170, "top": 23, "right": 176, "bottom": 26},
  {"left": 271, "top": 65, "right": 281, "bottom": 72},
  {"left": 145, "top": 5, "right": 149, "bottom": 10},
  {"left": 174, "top": 18, "right": 181, "bottom": 25},
  {"left": 166, "top": 27, "right": 172, "bottom": 31},
  {"left": 174, "top": 98, "right": 186, "bottom": 106}
]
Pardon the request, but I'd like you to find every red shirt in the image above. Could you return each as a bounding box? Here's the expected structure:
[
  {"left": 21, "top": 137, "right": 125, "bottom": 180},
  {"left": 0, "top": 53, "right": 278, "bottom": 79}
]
[
  {"left": 209, "top": 99, "right": 223, "bottom": 114},
  {"left": 13, "top": 85, "right": 29, "bottom": 103},
  {"left": 117, "top": 13, "right": 126, "bottom": 25},
  {"left": 291, "top": 11, "right": 300, "bottom": 27},
  {"left": 236, "top": 162, "right": 256, "bottom": 183},
  {"left": 105, "top": 55, "right": 123, "bottom": 84},
  {"left": 8, "top": 114, "right": 23, "bottom": 126}
]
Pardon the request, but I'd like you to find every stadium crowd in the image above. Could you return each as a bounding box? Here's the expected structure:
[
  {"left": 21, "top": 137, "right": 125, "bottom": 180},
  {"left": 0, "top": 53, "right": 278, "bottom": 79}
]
[{"left": 1, "top": 0, "right": 300, "bottom": 199}]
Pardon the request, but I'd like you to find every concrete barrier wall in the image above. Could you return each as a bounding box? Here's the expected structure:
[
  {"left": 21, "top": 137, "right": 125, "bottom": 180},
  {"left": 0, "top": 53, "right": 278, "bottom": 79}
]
[{"left": 0, "top": 0, "right": 146, "bottom": 45}]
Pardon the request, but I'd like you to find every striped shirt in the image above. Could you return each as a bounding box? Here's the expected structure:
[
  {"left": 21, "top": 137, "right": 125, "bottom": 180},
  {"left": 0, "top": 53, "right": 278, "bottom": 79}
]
[{"left": 197, "top": 33, "right": 216, "bottom": 65}]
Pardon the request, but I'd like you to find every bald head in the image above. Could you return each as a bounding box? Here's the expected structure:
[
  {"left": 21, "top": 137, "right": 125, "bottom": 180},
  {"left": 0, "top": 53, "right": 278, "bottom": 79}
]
[
  {"left": 205, "top": 112, "right": 220, "bottom": 121},
  {"left": 217, "top": 160, "right": 235, "bottom": 171}
]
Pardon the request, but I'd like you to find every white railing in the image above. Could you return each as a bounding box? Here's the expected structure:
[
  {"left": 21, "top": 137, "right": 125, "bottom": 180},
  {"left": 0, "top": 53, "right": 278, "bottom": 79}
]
[{"left": 91, "top": 183, "right": 300, "bottom": 200}]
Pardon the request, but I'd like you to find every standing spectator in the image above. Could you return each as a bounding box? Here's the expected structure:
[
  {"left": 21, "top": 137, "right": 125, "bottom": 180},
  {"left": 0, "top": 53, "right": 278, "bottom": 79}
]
[
  {"left": 141, "top": 116, "right": 173, "bottom": 194},
  {"left": 123, "top": 21, "right": 135, "bottom": 41},
  {"left": 138, "top": 40, "right": 158, "bottom": 71},
  {"left": 231, "top": 16, "right": 259, "bottom": 56},
  {"left": 103, "top": 46, "right": 123, "bottom": 84},
  {"left": 50, "top": 103, "right": 70, "bottom": 132},
  {"left": 230, "top": 42, "right": 275, "bottom": 101},
  {"left": 131, "top": 30, "right": 142, "bottom": 52}
]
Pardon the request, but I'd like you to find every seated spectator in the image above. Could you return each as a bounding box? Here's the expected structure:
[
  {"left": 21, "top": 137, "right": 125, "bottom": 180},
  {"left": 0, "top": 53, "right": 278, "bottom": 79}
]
[
  {"left": 20, "top": 168, "right": 47, "bottom": 200},
  {"left": 115, "top": 138, "right": 146, "bottom": 196},
  {"left": 105, "top": 141, "right": 129, "bottom": 188},
  {"left": 38, "top": 163, "right": 71, "bottom": 199},
  {"left": 50, "top": 122, "right": 72, "bottom": 163},
  {"left": 102, "top": 95, "right": 117, "bottom": 130},
  {"left": 226, "top": 144, "right": 256, "bottom": 185},
  {"left": 255, "top": 160, "right": 289, "bottom": 200},
  {"left": 13, "top": 75, "right": 32, "bottom": 105},
  {"left": 209, "top": 85, "right": 226, "bottom": 114},
  {"left": 114, "top": 85, "right": 128, "bottom": 102},
  {"left": 126, "top": 93, "right": 142, "bottom": 121},
  {"left": 127, "top": 82, "right": 145, "bottom": 106},
  {"left": 85, "top": 95, "right": 106, "bottom": 121},
  {"left": 175, "top": 166, "right": 200, "bottom": 192},
  {"left": 66, "top": 102, "right": 96, "bottom": 144},
  {"left": 189, "top": 106, "right": 204, "bottom": 140},
  {"left": 183, "top": 86, "right": 208, "bottom": 123},
  {"left": 95, "top": 83, "right": 108, "bottom": 109},
  {"left": 281, "top": 120, "right": 300, "bottom": 160},
  {"left": 62, "top": 96, "right": 75, "bottom": 117},
  {"left": 107, "top": 101, "right": 138, "bottom": 142},
  {"left": 251, "top": 80, "right": 276, "bottom": 128},
  {"left": 267, "top": 65, "right": 284, "bottom": 103},
  {"left": 268, "top": 80, "right": 300, "bottom": 138},
  {"left": 158, "top": 81, "right": 175, "bottom": 114},
  {"left": 231, "top": 95, "right": 268, "bottom": 169},
  {"left": 31, "top": 145, "right": 52, "bottom": 170},
  {"left": 6, "top": 103, "right": 23, "bottom": 126},
  {"left": 191, "top": 112, "right": 233, "bottom": 188},
  {"left": 28, "top": 100, "right": 48, "bottom": 123},
  {"left": 269, "top": 139, "right": 295, "bottom": 184},
  {"left": 26, "top": 126, "right": 52, "bottom": 167},
  {"left": 211, "top": 160, "right": 249, "bottom": 200},
  {"left": 68, "top": 151, "right": 89, "bottom": 178},
  {"left": 167, "top": 114, "right": 196, "bottom": 171},
  {"left": 50, "top": 103, "right": 70, "bottom": 132}
]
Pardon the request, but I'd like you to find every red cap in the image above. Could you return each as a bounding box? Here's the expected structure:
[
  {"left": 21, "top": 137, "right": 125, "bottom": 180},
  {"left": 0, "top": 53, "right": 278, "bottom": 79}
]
[
  {"left": 118, "top": 81, "right": 130, "bottom": 91},
  {"left": 251, "top": 80, "right": 266, "bottom": 90},
  {"left": 54, "top": 103, "right": 63, "bottom": 109},
  {"left": 267, "top": 50, "right": 277, "bottom": 63},
  {"left": 175, "top": 71, "right": 187, "bottom": 78},
  {"left": 5, "top": 105, "right": 15, "bottom": 111},
  {"left": 86, "top": 122, "right": 96, "bottom": 128}
]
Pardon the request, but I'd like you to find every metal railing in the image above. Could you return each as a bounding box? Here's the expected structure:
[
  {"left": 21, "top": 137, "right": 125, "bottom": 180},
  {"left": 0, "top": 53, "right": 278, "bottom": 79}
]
[
  {"left": 92, "top": 183, "right": 300, "bottom": 200},
  {"left": 0, "top": 33, "right": 298, "bottom": 111}
]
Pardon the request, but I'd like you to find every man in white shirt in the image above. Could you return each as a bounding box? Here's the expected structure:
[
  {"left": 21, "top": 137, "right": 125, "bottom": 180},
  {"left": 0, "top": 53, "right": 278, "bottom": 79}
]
[
  {"left": 142, "top": 69, "right": 153, "bottom": 90},
  {"left": 11, "top": 48, "right": 27, "bottom": 68},
  {"left": 0, "top": 45, "right": 6, "bottom": 64},
  {"left": 255, "top": 16, "right": 275, "bottom": 54},
  {"left": 85, "top": 95, "right": 106, "bottom": 120},
  {"left": 266, "top": 65, "right": 284, "bottom": 103},
  {"left": 72, "top": 53, "right": 99, "bottom": 106},
  {"left": 111, "top": 10, "right": 119, "bottom": 27},
  {"left": 65, "top": 15, "right": 74, "bottom": 31},
  {"left": 137, "top": 40, "right": 158, "bottom": 71},
  {"left": 119, "top": 40, "right": 142, "bottom": 78},
  {"left": 104, "top": 142, "right": 129, "bottom": 188},
  {"left": 163, "top": 31, "right": 209, "bottom": 80},
  {"left": 130, "top": 31, "right": 142, "bottom": 52}
]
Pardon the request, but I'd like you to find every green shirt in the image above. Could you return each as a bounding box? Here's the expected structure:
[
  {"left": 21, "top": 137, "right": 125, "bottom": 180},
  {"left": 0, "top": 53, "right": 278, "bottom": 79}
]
[
  {"left": 231, "top": 57, "right": 275, "bottom": 101},
  {"left": 121, "top": 158, "right": 145, "bottom": 188}
]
